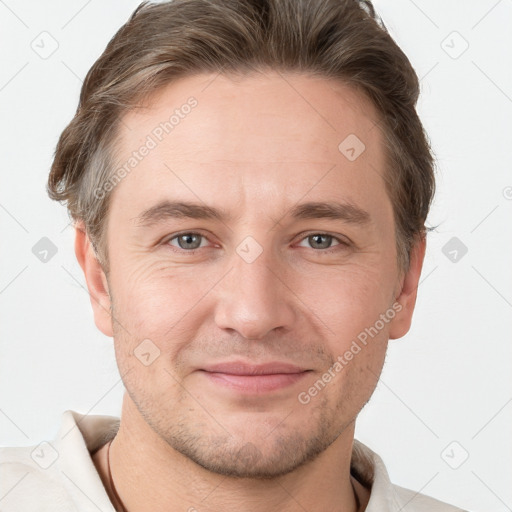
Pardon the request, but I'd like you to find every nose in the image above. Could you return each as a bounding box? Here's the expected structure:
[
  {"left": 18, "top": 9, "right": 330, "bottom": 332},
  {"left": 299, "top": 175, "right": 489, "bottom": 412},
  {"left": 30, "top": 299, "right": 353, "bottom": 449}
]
[{"left": 213, "top": 247, "right": 297, "bottom": 340}]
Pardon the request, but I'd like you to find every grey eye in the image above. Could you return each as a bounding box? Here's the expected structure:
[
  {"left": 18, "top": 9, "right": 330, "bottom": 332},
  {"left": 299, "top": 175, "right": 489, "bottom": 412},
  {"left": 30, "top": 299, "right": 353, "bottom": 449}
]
[
  {"left": 305, "top": 234, "right": 337, "bottom": 250},
  {"left": 170, "top": 233, "right": 204, "bottom": 250}
]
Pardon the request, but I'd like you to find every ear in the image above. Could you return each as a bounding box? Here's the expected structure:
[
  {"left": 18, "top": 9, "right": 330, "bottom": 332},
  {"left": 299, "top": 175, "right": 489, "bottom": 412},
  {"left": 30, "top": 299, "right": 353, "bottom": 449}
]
[
  {"left": 388, "top": 235, "right": 426, "bottom": 340},
  {"left": 74, "top": 221, "right": 113, "bottom": 337}
]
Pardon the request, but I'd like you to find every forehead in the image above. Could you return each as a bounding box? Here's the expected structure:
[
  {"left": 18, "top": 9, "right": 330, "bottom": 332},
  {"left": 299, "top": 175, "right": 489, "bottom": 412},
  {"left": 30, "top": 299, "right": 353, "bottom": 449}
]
[
  {"left": 110, "top": 71, "right": 390, "bottom": 220},
  {"left": 120, "top": 71, "right": 382, "bottom": 158}
]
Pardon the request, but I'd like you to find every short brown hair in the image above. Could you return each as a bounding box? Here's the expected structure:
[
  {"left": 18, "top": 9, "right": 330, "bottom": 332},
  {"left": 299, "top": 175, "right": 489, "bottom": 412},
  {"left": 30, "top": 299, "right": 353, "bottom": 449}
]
[{"left": 48, "top": 0, "right": 435, "bottom": 272}]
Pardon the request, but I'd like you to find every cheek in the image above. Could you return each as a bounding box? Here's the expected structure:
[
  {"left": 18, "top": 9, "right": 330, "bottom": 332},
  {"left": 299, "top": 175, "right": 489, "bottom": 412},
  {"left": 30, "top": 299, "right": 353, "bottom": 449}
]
[
  {"left": 296, "top": 262, "right": 397, "bottom": 341},
  {"left": 108, "top": 258, "right": 220, "bottom": 366},
  {"left": 338, "top": 335, "right": 387, "bottom": 411},
  {"left": 110, "top": 257, "right": 198, "bottom": 321},
  {"left": 315, "top": 264, "right": 393, "bottom": 407}
]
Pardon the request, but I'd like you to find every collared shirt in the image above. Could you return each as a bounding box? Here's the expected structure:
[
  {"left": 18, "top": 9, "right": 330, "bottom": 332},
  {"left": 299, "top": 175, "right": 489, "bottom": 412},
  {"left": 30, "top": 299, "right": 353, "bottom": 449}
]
[{"left": 0, "top": 410, "right": 467, "bottom": 511}]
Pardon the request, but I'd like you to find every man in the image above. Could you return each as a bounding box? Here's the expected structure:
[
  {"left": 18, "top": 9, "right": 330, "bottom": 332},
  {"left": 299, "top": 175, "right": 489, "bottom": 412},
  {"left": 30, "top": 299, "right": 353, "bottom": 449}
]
[{"left": 0, "top": 0, "right": 467, "bottom": 510}]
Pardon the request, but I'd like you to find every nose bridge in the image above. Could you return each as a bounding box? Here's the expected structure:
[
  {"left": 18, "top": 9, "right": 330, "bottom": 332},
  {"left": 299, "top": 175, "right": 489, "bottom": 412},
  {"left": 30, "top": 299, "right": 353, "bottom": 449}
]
[{"left": 213, "top": 239, "right": 296, "bottom": 340}]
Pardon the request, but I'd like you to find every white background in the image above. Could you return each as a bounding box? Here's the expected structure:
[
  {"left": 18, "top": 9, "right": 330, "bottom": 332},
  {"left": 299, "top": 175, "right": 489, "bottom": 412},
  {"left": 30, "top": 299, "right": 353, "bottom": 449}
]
[{"left": 0, "top": 1, "right": 511, "bottom": 511}]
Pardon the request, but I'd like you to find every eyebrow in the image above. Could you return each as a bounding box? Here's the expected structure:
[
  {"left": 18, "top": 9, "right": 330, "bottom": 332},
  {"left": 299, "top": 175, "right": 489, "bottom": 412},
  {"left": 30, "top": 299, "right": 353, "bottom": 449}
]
[
  {"left": 136, "top": 200, "right": 371, "bottom": 227},
  {"left": 136, "top": 200, "right": 229, "bottom": 226},
  {"left": 288, "top": 201, "right": 371, "bottom": 224}
]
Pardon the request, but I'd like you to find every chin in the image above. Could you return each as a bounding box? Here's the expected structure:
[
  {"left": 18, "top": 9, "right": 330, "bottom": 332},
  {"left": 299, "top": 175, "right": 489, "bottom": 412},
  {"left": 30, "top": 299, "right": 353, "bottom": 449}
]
[{"left": 159, "top": 412, "right": 339, "bottom": 480}]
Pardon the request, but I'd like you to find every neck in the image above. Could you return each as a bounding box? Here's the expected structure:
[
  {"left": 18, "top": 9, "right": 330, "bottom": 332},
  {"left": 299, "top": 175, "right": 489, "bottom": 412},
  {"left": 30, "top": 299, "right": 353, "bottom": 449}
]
[{"left": 94, "top": 394, "right": 368, "bottom": 512}]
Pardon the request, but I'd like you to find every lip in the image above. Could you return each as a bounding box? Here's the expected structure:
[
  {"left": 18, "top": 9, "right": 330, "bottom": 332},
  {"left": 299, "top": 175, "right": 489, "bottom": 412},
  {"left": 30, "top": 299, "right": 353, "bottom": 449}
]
[
  {"left": 201, "top": 361, "right": 308, "bottom": 375},
  {"left": 198, "top": 361, "right": 311, "bottom": 393}
]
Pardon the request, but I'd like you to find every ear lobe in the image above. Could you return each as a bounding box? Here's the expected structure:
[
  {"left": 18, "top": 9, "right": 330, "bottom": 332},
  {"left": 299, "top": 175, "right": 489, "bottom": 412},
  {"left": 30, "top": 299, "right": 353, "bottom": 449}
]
[
  {"left": 74, "top": 222, "right": 113, "bottom": 337},
  {"left": 388, "top": 235, "right": 426, "bottom": 340}
]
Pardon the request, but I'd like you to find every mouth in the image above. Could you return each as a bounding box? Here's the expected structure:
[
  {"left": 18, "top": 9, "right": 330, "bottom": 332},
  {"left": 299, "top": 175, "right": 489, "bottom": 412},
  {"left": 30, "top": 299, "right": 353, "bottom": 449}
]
[{"left": 198, "top": 361, "right": 312, "bottom": 394}]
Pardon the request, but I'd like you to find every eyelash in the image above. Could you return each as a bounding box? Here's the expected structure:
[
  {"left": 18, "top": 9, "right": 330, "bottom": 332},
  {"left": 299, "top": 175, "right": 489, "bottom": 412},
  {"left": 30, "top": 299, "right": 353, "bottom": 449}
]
[{"left": 164, "top": 231, "right": 350, "bottom": 255}]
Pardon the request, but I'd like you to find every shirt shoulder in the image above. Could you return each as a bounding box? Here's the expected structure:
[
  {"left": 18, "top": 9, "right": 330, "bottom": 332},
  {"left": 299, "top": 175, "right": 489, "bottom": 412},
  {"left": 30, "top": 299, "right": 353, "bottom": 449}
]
[
  {"left": 351, "top": 439, "right": 469, "bottom": 512},
  {"left": 392, "top": 483, "right": 469, "bottom": 512},
  {"left": 0, "top": 445, "right": 75, "bottom": 511},
  {"left": 0, "top": 410, "right": 119, "bottom": 512}
]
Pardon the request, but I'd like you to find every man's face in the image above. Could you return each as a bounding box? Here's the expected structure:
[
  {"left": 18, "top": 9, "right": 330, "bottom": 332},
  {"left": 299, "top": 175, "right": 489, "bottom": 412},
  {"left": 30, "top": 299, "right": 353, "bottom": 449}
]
[{"left": 88, "top": 72, "right": 419, "bottom": 478}]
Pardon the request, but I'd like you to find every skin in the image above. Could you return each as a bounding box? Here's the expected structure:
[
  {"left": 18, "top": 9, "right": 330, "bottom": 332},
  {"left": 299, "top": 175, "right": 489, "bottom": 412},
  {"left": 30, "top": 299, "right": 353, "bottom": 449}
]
[{"left": 77, "top": 71, "right": 425, "bottom": 512}]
